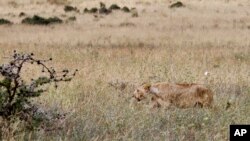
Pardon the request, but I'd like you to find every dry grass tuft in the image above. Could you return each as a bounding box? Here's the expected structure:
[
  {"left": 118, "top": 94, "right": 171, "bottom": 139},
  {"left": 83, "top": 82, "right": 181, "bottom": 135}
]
[{"left": 47, "top": 0, "right": 68, "bottom": 5}]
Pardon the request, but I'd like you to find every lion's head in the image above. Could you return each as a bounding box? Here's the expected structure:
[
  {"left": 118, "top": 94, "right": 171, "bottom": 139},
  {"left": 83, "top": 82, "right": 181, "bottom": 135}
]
[{"left": 133, "top": 83, "right": 151, "bottom": 101}]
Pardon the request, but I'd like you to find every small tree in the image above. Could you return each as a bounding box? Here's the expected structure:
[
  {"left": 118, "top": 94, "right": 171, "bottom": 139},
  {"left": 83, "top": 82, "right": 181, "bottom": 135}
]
[{"left": 0, "top": 50, "right": 77, "bottom": 120}]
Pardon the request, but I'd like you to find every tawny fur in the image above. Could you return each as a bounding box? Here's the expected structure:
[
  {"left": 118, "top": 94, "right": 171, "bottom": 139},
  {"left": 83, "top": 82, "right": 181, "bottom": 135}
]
[{"left": 133, "top": 82, "right": 213, "bottom": 108}]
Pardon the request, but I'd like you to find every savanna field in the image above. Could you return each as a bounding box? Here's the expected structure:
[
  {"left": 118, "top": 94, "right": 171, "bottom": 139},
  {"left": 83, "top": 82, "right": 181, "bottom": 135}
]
[{"left": 0, "top": 0, "right": 250, "bottom": 140}]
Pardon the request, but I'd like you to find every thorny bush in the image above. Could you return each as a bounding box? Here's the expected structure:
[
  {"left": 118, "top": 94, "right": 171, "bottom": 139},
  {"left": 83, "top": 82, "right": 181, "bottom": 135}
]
[{"left": 0, "top": 50, "right": 77, "bottom": 120}]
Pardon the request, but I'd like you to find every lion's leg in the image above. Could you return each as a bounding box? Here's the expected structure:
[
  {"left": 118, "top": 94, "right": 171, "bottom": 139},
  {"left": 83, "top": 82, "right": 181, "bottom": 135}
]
[{"left": 156, "top": 98, "right": 171, "bottom": 109}]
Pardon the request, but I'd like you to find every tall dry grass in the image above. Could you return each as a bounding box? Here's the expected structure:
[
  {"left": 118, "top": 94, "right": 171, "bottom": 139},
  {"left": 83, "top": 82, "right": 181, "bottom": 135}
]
[{"left": 0, "top": 40, "right": 249, "bottom": 140}]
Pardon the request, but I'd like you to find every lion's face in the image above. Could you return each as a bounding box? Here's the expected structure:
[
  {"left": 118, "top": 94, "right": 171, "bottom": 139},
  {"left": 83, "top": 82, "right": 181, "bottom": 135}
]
[{"left": 133, "top": 84, "right": 151, "bottom": 101}]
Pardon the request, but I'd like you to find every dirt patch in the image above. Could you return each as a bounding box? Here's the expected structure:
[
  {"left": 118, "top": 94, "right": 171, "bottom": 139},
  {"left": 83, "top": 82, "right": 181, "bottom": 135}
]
[{"left": 119, "top": 22, "right": 136, "bottom": 27}]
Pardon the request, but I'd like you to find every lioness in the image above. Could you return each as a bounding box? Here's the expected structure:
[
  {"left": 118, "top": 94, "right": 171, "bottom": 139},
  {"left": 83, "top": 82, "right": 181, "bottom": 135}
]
[{"left": 133, "top": 82, "right": 213, "bottom": 108}]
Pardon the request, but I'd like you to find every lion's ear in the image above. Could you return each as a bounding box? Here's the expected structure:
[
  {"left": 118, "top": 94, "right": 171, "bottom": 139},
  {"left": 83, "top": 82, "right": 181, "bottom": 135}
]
[{"left": 143, "top": 83, "right": 151, "bottom": 91}]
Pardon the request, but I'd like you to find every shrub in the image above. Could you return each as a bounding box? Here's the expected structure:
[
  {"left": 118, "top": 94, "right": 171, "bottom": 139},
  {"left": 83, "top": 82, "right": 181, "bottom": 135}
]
[
  {"left": 22, "top": 15, "right": 63, "bottom": 25},
  {"left": 47, "top": 17, "right": 63, "bottom": 24},
  {"left": 100, "top": 2, "right": 106, "bottom": 9},
  {"left": 121, "top": 6, "right": 130, "bottom": 13},
  {"left": 131, "top": 8, "right": 139, "bottom": 17},
  {"left": 64, "top": 5, "right": 78, "bottom": 12},
  {"left": 109, "top": 4, "right": 121, "bottom": 10},
  {"left": 90, "top": 8, "right": 98, "bottom": 13},
  {"left": 84, "top": 8, "right": 89, "bottom": 13},
  {"left": 99, "top": 2, "right": 112, "bottom": 14},
  {"left": 0, "top": 18, "right": 12, "bottom": 25},
  {"left": 99, "top": 7, "right": 112, "bottom": 15},
  {"left": 0, "top": 50, "right": 77, "bottom": 120},
  {"left": 68, "top": 16, "right": 76, "bottom": 21},
  {"left": 84, "top": 7, "right": 98, "bottom": 13},
  {"left": 19, "top": 12, "right": 26, "bottom": 17},
  {"left": 66, "top": 16, "right": 76, "bottom": 23},
  {"left": 169, "top": 1, "right": 185, "bottom": 8}
]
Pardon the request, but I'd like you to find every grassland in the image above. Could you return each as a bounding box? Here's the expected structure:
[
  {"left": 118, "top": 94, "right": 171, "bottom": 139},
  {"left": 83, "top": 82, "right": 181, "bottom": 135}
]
[{"left": 0, "top": 0, "right": 250, "bottom": 140}]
